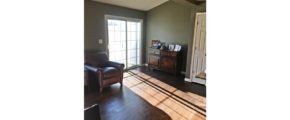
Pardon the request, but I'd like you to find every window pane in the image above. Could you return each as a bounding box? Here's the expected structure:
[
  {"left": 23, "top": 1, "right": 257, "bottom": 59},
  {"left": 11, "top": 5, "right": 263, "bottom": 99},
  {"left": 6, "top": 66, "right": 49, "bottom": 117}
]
[
  {"left": 114, "top": 31, "right": 121, "bottom": 42},
  {"left": 121, "top": 31, "right": 126, "bottom": 41},
  {"left": 108, "top": 20, "right": 114, "bottom": 31},
  {"left": 127, "top": 32, "right": 131, "bottom": 41},
  {"left": 128, "top": 58, "right": 137, "bottom": 67},
  {"left": 115, "top": 21, "right": 120, "bottom": 31},
  {"left": 128, "top": 49, "right": 137, "bottom": 58},
  {"left": 120, "top": 22, "right": 126, "bottom": 32},
  {"left": 109, "top": 41, "right": 126, "bottom": 52},
  {"left": 128, "top": 41, "right": 136, "bottom": 49},
  {"left": 131, "top": 31, "right": 137, "bottom": 41},
  {"left": 108, "top": 30, "right": 115, "bottom": 42}
]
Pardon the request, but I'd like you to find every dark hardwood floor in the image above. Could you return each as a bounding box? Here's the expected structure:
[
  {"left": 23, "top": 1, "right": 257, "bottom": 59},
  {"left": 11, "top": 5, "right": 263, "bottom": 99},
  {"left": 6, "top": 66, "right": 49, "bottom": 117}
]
[
  {"left": 135, "top": 66, "right": 206, "bottom": 97},
  {"left": 85, "top": 66, "right": 206, "bottom": 120}
]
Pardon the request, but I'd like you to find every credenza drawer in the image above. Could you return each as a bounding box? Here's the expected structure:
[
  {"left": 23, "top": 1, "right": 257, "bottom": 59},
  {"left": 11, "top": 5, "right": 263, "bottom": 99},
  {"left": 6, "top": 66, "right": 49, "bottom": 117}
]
[
  {"left": 148, "top": 49, "right": 160, "bottom": 55},
  {"left": 161, "top": 51, "right": 177, "bottom": 57}
]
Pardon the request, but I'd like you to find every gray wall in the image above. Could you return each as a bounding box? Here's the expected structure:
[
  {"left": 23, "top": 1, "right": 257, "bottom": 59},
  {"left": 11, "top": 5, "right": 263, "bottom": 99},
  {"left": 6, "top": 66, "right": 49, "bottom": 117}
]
[
  {"left": 146, "top": 1, "right": 206, "bottom": 77},
  {"left": 85, "top": 0, "right": 206, "bottom": 77},
  {"left": 85, "top": 0, "right": 147, "bottom": 62}
]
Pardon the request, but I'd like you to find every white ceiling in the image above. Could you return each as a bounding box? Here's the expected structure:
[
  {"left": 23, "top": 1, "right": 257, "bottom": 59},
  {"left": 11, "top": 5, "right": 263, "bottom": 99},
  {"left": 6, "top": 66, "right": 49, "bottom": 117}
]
[{"left": 92, "top": 0, "right": 169, "bottom": 11}]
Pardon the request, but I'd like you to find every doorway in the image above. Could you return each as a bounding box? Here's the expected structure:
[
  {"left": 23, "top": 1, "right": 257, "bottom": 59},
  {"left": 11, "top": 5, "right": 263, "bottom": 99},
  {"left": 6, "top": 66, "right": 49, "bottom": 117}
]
[{"left": 105, "top": 15, "right": 142, "bottom": 69}]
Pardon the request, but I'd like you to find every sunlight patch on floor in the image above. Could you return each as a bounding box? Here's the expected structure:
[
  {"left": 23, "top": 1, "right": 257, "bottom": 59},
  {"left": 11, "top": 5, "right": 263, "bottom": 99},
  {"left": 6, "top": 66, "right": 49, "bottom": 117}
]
[{"left": 123, "top": 70, "right": 206, "bottom": 120}]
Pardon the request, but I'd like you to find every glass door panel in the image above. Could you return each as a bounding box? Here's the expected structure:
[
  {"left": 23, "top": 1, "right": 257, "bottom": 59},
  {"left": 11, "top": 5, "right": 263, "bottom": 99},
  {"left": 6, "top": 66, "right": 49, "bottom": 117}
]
[
  {"left": 108, "top": 19, "right": 127, "bottom": 68},
  {"left": 127, "top": 21, "right": 141, "bottom": 68}
]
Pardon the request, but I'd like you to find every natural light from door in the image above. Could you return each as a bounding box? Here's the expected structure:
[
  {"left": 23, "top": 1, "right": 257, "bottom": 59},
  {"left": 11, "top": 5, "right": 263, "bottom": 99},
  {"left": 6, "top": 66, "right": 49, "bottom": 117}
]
[{"left": 107, "top": 17, "right": 141, "bottom": 69}]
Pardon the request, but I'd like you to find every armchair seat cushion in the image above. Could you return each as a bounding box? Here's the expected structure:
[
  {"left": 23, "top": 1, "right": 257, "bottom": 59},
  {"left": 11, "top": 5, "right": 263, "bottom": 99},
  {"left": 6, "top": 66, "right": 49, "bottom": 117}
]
[{"left": 102, "top": 67, "right": 120, "bottom": 79}]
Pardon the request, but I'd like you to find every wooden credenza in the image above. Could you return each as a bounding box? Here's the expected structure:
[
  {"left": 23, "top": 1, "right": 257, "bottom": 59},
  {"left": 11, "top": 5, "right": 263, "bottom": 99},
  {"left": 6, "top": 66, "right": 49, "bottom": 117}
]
[{"left": 148, "top": 48, "right": 182, "bottom": 75}]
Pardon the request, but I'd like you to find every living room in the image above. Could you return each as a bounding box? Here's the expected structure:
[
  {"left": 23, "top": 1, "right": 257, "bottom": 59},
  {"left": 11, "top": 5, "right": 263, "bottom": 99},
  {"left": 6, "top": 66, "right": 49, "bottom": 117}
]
[
  {"left": 84, "top": 0, "right": 206, "bottom": 120},
  {"left": 3, "top": 0, "right": 290, "bottom": 120}
]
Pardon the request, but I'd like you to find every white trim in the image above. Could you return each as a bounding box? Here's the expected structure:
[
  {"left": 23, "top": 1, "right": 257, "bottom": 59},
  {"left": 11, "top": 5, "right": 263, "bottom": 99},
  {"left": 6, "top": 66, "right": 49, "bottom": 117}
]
[
  {"left": 196, "top": 12, "right": 206, "bottom": 16},
  {"left": 192, "top": 78, "right": 206, "bottom": 85},
  {"left": 184, "top": 77, "right": 191, "bottom": 82},
  {"left": 105, "top": 15, "right": 143, "bottom": 22},
  {"left": 184, "top": 77, "right": 206, "bottom": 85}
]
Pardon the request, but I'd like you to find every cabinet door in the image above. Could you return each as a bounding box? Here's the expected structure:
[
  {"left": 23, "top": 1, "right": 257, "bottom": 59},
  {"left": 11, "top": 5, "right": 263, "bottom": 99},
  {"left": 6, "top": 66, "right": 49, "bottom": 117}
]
[
  {"left": 160, "top": 57, "right": 175, "bottom": 71},
  {"left": 148, "top": 55, "right": 159, "bottom": 68}
]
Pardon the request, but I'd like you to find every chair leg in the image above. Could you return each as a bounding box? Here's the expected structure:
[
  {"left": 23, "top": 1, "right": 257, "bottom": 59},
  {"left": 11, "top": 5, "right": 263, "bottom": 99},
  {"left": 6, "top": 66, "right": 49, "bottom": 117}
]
[{"left": 120, "top": 82, "right": 123, "bottom": 86}]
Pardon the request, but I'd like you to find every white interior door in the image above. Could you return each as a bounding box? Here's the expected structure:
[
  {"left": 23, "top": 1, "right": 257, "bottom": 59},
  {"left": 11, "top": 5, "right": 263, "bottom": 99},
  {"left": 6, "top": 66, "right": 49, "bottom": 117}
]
[
  {"left": 106, "top": 15, "right": 142, "bottom": 69},
  {"left": 190, "top": 13, "right": 206, "bottom": 83}
]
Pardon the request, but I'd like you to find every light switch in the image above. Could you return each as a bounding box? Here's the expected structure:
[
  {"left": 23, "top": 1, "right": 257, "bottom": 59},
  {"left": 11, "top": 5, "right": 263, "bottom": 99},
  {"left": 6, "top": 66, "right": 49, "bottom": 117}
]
[{"left": 98, "top": 39, "right": 103, "bottom": 44}]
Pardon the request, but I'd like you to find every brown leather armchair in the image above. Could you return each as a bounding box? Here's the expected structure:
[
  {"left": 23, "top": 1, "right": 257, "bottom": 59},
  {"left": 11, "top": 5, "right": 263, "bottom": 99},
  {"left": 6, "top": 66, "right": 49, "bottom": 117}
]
[{"left": 85, "top": 52, "right": 124, "bottom": 92}]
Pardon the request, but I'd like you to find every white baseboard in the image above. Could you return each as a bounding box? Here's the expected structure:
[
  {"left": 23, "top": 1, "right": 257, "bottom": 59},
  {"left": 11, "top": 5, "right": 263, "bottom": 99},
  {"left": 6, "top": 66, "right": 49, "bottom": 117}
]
[
  {"left": 192, "top": 78, "right": 206, "bottom": 85},
  {"left": 184, "top": 77, "right": 191, "bottom": 82},
  {"left": 184, "top": 77, "right": 206, "bottom": 85}
]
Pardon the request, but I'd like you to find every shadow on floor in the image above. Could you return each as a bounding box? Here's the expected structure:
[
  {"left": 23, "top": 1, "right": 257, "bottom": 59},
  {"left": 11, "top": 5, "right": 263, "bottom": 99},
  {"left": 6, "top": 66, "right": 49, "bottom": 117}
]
[
  {"left": 134, "top": 66, "right": 206, "bottom": 97},
  {"left": 85, "top": 66, "right": 206, "bottom": 120}
]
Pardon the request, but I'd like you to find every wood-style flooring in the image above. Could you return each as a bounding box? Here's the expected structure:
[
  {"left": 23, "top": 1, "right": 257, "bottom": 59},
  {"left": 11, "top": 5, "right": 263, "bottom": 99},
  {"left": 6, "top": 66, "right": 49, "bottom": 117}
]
[{"left": 85, "top": 66, "right": 206, "bottom": 120}]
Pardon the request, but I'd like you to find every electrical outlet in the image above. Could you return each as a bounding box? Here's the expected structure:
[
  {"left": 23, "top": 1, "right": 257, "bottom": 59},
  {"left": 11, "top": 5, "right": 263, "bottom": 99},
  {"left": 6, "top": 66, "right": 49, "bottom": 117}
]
[{"left": 98, "top": 39, "right": 103, "bottom": 44}]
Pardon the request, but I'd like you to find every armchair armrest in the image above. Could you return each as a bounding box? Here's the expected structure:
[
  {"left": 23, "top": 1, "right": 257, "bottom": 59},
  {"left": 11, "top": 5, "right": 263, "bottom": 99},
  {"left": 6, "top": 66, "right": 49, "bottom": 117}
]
[
  {"left": 85, "top": 65, "right": 103, "bottom": 88},
  {"left": 85, "top": 65, "right": 101, "bottom": 72},
  {"left": 107, "top": 61, "right": 124, "bottom": 70}
]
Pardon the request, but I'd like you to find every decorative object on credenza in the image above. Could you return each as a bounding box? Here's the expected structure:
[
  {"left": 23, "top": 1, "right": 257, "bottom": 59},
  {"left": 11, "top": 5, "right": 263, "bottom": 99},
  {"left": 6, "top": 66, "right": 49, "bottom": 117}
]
[
  {"left": 157, "top": 42, "right": 162, "bottom": 49},
  {"left": 174, "top": 44, "right": 182, "bottom": 52},
  {"left": 160, "top": 42, "right": 166, "bottom": 50},
  {"left": 151, "top": 40, "right": 160, "bottom": 49},
  {"left": 168, "top": 44, "right": 175, "bottom": 51}
]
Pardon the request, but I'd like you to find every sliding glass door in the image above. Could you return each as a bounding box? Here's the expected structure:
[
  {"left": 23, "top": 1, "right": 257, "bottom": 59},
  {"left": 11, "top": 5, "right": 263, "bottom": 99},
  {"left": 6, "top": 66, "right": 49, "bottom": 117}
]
[{"left": 106, "top": 15, "right": 142, "bottom": 69}]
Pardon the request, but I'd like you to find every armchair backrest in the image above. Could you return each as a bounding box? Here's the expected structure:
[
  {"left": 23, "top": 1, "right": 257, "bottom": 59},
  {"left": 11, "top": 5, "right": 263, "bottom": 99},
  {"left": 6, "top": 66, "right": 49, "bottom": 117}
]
[{"left": 85, "top": 51, "right": 108, "bottom": 67}]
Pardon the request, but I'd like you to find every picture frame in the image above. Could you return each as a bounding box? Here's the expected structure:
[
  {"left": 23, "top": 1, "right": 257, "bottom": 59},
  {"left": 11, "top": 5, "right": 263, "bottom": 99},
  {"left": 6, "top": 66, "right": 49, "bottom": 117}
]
[
  {"left": 168, "top": 44, "right": 175, "bottom": 51},
  {"left": 174, "top": 44, "right": 181, "bottom": 51},
  {"left": 151, "top": 40, "right": 160, "bottom": 48}
]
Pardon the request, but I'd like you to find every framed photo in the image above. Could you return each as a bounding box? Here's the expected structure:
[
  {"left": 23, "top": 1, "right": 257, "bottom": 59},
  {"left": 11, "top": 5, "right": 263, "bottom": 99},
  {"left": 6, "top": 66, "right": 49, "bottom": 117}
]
[
  {"left": 168, "top": 44, "right": 175, "bottom": 51},
  {"left": 151, "top": 40, "right": 160, "bottom": 48},
  {"left": 174, "top": 44, "right": 181, "bottom": 51}
]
